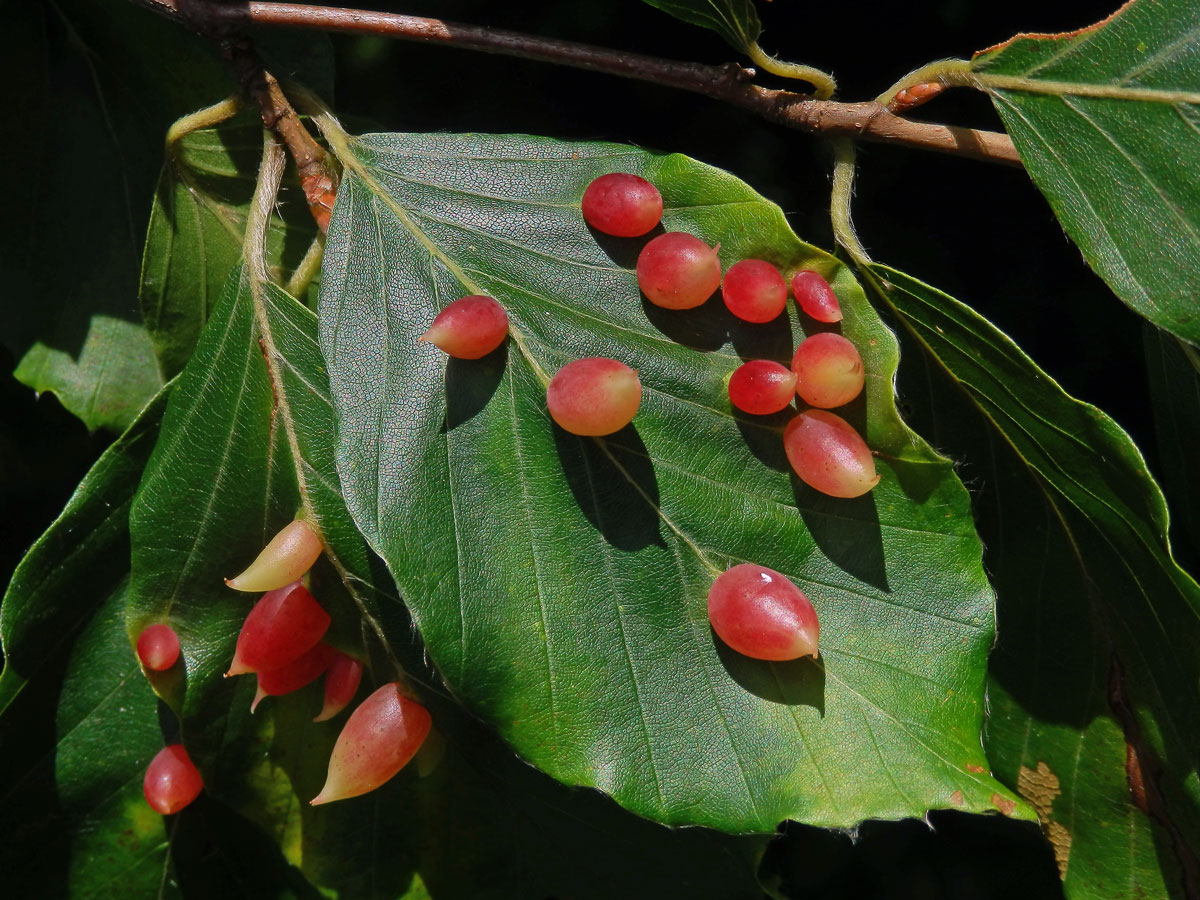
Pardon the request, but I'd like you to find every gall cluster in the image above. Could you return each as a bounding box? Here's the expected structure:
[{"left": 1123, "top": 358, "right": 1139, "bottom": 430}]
[
  {"left": 137, "top": 519, "right": 432, "bottom": 816},
  {"left": 421, "top": 171, "right": 883, "bottom": 665}
]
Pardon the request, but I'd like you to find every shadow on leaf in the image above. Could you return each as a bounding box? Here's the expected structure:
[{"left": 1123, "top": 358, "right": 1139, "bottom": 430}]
[
  {"left": 792, "top": 475, "right": 889, "bottom": 594},
  {"left": 588, "top": 223, "right": 661, "bottom": 270},
  {"left": 442, "top": 343, "right": 508, "bottom": 431},
  {"left": 552, "top": 424, "right": 666, "bottom": 553},
  {"left": 171, "top": 794, "right": 328, "bottom": 899},
  {"left": 727, "top": 311, "right": 795, "bottom": 363},
  {"left": 715, "top": 638, "right": 826, "bottom": 714},
  {"left": 734, "top": 408, "right": 791, "bottom": 472},
  {"left": 640, "top": 295, "right": 732, "bottom": 352}
]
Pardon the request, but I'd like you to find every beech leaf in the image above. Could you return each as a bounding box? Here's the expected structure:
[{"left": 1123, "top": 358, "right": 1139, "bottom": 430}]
[
  {"left": 318, "top": 131, "right": 1027, "bottom": 832},
  {"left": 973, "top": 0, "right": 1200, "bottom": 344}
]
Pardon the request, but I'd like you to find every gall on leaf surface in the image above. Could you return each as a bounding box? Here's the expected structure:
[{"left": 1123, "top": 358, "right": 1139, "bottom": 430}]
[
  {"left": 318, "top": 132, "right": 1027, "bottom": 832},
  {"left": 126, "top": 261, "right": 428, "bottom": 895}
]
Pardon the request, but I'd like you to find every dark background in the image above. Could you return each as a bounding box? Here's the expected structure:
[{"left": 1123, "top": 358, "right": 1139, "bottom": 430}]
[
  {"left": 2, "top": 0, "right": 1139, "bottom": 591},
  {"left": 0, "top": 2, "right": 1141, "bottom": 895}
]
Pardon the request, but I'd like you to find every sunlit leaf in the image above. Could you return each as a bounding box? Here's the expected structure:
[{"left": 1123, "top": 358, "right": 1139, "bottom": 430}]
[
  {"left": 972, "top": 0, "right": 1200, "bottom": 344},
  {"left": 318, "top": 130, "right": 1026, "bottom": 832},
  {"left": 12, "top": 318, "right": 162, "bottom": 433},
  {"left": 126, "top": 257, "right": 773, "bottom": 897}
]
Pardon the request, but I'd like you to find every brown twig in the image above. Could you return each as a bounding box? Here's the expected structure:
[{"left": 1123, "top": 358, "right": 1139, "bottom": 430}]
[
  {"left": 134, "top": 0, "right": 1022, "bottom": 167},
  {"left": 175, "top": 0, "right": 338, "bottom": 231}
]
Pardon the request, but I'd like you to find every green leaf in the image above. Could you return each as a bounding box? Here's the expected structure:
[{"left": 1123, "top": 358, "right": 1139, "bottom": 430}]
[
  {"left": 0, "top": 582, "right": 177, "bottom": 899},
  {"left": 318, "top": 131, "right": 1027, "bottom": 832},
  {"left": 643, "top": 0, "right": 753, "bottom": 51},
  {"left": 0, "top": 0, "right": 331, "bottom": 431},
  {"left": 13, "top": 317, "right": 163, "bottom": 433},
  {"left": 141, "top": 118, "right": 323, "bottom": 379},
  {"left": 871, "top": 263, "right": 1200, "bottom": 898},
  {"left": 1144, "top": 325, "right": 1200, "bottom": 569},
  {"left": 128, "top": 257, "right": 428, "bottom": 893},
  {"left": 405, "top": 693, "right": 769, "bottom": 899},
  {"left": 127, "top": 257, "right": 764, "bottom": 897},
  {"left": 971, "top": 0, "right": 1200, "bottom": 344},
  {"left": 0, "top": 382, "right": 170, "bottom": 714},
  {"left": 641, "top": 0, "right": 762, "bottom": 52},
  {"left": 0, "top": 579, "right": 337, "bottom": 899}
]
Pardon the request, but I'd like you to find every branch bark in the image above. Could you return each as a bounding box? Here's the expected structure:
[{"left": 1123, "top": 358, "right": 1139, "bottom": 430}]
[
  {"left": 135, "top": 0, "right": 1022, "bottom": 167},
  {"left": 174, "top": 0, "right": 338, "bottom": 231}
]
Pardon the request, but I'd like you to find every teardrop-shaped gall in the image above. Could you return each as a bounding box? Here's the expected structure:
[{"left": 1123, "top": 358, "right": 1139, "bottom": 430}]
[
  {"left": 728, "top": 360, "right": 797, "bottom": 415},
  {"left": 226, "top": 581, "right": 330, "bottom": 677},
  {"left": 136, "top": 624, "right": 181, "bottom": 671},
  {"left": 143, "top": 744, "right": 204, "bottom": 815},
  {"left": 707, "top": 563, "right": 820, "bottom": 661},
  {"left": 314, "top": 650, "right": 364, "bottom": 722},
  {"left": 581, "top": 173, "right": 663, "bottom": 237},
  {"left": 636, "top": 232, "right": 722, "bottom": 310},
  {"left": 226, "top": 519, "right": 322, "bottom": 592},
  {"left": 722, "top": 259, "right": 787, "bottom": 323},
  {"left": 311, "top": 683, "right": 432, "bottom": 805},
  {"left": 251, "top": 642, "right": 337, "bottom": 712},
  {"left": 791, "top": 270, "right": 843, "bottom": 323},
  {"left": 783, "top": 410, "right": 879, "bottom": 498},
  {"left": 546, "top": 357, "right": 642, "bottom": 436},
  {"left": 419, "top": 295, "right": 509, "bottom": 359},
  {"left": 791, "top": 332, "right": 865, "bottom": 409}
]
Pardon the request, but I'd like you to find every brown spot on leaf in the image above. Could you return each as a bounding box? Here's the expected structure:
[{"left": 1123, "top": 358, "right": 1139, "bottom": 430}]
[
  {"left": 1017, "top": 761, "right": 1061, "bottom": 817},
  {"left": 950, "top": 790, "right": 964, "bottom": 807},
  {"left": 1047, "top": 824, "right": 1072, "bottom": 879},
  {"left": 966, "top": 763, "right": 986, "bottom": 774},
  {"left": 1018, "top": 761, "right": 1071, "bottom": 879},
  {"left": 1125, "top": 742, "right": 1149, "bottom": 814},
  {"left": 991, "top": 793, "right": 1017, "bottom": 816}
]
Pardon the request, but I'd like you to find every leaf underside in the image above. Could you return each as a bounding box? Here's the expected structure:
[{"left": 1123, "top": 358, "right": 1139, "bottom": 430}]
[
  {"left": 141, "top": 119, "right": 322, "bottom": 380},
  {"left": 640, "top": 0, "right": 762, "bottom": 52},
  {"left": 874, "top": 263, "right": 1200, "bottom": 899},
  {"left": 973, "top": 0, "right": 1200, "bottom": 345},
  {"left": 318, "top": 131, "right": 1025, "bottom": 833},
  {"left": 123, "top": 261, "right": 770, "bottom": 898}
]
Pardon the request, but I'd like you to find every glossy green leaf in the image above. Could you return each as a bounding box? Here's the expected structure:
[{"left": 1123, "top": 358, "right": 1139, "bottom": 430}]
[
  {"left": 640, "top": 0, "right": 761, "bottom": 51},
  {"left": 972, "top": 0, "right": 1200, "bottom": 344},
  {"left": 318, "top": 131, "right": 1026, "bottom": 833},
  {"left": 0, "top": 383, "right": 170, "bottom": 714},
  {"left": 871, "top": 263, "right": 1200, "bottom": 898},
  {"left": 127, "top": 251, "right": 430, "bottom": 893},
  {"left": 1144, "top": 325, "right": 1200, "bottom": 568},
  {"left": 126, "top": 252, "right": 767, "bottom": 897},
  {"left": 141, "top": 119, "right": 323, "bottom": 379}
]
